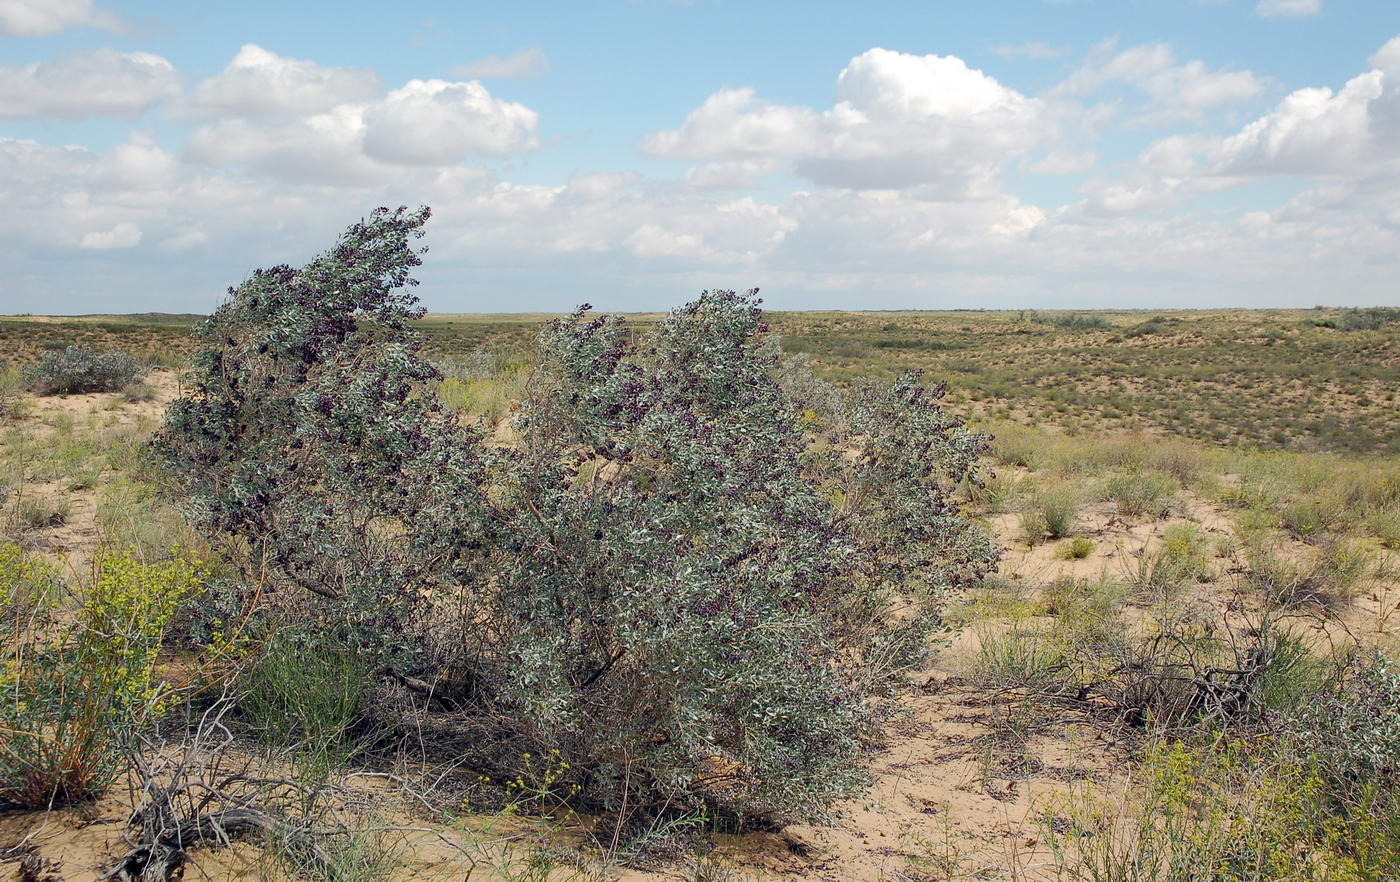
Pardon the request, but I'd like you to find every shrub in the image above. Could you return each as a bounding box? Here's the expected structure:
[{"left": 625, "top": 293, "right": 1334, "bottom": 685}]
[
  {"left": 153, "top": 206, "right": 490, "bottom": 673},
  {"left": 120, "top": 381, "right": 156, "bottom": 403},
  {"left": 27, "top": 345, "right": 144, "bottom": 395},
  {"left": 1134, "top": 523, "right": 1210, "bottom": 594},
  {"left": 476, "top": 294, "right": 998, "bottom": 825},
  {"left": 156, "top": 209, "right": 1000, "bottom": 832},
  {"left": 0, "top": 546, "right": 201, "bottom": 808},
  {"left": 1031, "top": 312, "right": 1109, "bottom": 330},
  {"left": 1336, "top": 306, "right": 1400, "bottom": 331}
]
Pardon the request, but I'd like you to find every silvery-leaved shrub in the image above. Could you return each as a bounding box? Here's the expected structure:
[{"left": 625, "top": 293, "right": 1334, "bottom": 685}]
[
  {"left": 462, "top": 292, "right": 997, "bottom": 826},
  {"left": 28, "top": 345, "right": 144, "bottom": 395},
  {"left": 154, "top": 208, "right": 999, "bottom": 833},
  {"left": 152, "top": 206, "right": 493, "bottom": 672}
]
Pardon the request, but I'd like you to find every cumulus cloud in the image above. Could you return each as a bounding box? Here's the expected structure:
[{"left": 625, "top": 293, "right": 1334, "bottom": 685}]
[
  {"left": 1054, "top": 41, "right": 1266, "bottom": 124},
  {"left": 186, "top": 106, "right": 386, "bottom": 186},
  {"left": 0, "top": 0, "right": 120, "bottom": 36},
  {"left": 646, "top": 48, "right": 1048, "bottom": 193},
  {"left": 1256, "top": 0, "right": 1320, "bottom": 18},
  {"left": 182, "top": 46, "right": 540, "bottom": 180},
  {"left": 449, "top": 47, "right": 551, "bottom": 79},
  {"left": 184, "top": 44, "right": 381, "bottom": 117},
  {"left": 0, "top": 50, "right": 178, "bottom": 120},
  {"left": 1206, "top": 72, "right": 1384, "bottom": 175},
  {"left": 362, "top": 79, "right": 539, "bottom": 164}
]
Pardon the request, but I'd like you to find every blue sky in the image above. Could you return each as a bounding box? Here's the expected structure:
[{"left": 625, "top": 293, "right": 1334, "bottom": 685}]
[{"left": 1, "top": 0, "right": 1398, "bottom": 313}]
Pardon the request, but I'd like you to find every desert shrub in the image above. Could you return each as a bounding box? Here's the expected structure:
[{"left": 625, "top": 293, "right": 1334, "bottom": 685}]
[
  {"left": 991, "top": 423, "right": 1045, "bottom": 469},
  {"left": 27, "top": 345, "right": 144, "bottom": 395},
  {"left": 1277, "top": 496, "right": 1346, "bottom": 540},
  {"left": 156, "top": 210, "right": 999, "bottom": 832},
  {"left": 1368, "top": 507, "right": 1400, "bottom": 549},
  {"left": 1336, "top": 306, "right": 1400, "bottom": 331},
  {"left": 474, "top": 294, "right": 998, "bottom": 825},
  {"left": 774, "top": 349, "right": 847, "bottom": 426},
  {"left": 153, "top": 206, "right": 491, "bottom": 673},
  {"left": 1031, "top": 312, "right": 1109, "bottom": 330},
  {"left": 12, "top": 493, "right": 70, "bottom": 530},
  {"left": 1046, "top": 733, "right": 1400, "bottom": 881},
  {"left": 0, "top": 363, "right": 22, "bottom": 417},
  {"left": 1103, "top": 470, "right": 1177, "bottom": 519},
  {"left": 1243, "top": 535, "right": 1370, "bottom": 610},
  {"left": 0, "top": 546, "right": 201, "bottom": 808},
  {"left": 1289, "top": 652, "right": 1400, "bottom": 798},
  {"left": 120, "top": 380, "right": 156, "bottom": 403}
]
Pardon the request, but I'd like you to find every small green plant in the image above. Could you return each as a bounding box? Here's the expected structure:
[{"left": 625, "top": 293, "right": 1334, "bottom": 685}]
[{"left": 1056, "top": 537, "right": 1094, "bottom": 560}]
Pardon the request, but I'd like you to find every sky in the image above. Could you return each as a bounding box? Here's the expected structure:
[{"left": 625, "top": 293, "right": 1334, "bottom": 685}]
[{"left": 1, "top": 0, "right": 1399, "bottom": 314}]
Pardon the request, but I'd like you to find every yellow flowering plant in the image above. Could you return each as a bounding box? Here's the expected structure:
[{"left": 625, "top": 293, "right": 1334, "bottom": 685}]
[{"left": 0, "top": 544, "right": 203, "bottom": 808}]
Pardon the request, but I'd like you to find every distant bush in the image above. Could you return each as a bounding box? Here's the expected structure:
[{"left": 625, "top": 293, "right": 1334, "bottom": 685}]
[
  {"left": 1336, "top": 307, "right": 1400, "bottom": 332},
  {"left": 1021, "top": 485, "right": 1081, "bottom": 542},
  {"left": 1030, "top": 312, "right": 1109, "bottom": 330},
  {"left": 27, "top": 345, "right": 144, "bottom": 395}
]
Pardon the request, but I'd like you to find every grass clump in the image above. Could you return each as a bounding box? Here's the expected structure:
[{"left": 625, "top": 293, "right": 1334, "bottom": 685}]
[
  {"left": 238, "top": 627, "right": 372, "bottom": 769},
  {"left": 1021, "top": 485, "right": 1082, "bottom": 543},
  {"left": 1103, "top": 470, "right": 1178, "bottom": 519}
]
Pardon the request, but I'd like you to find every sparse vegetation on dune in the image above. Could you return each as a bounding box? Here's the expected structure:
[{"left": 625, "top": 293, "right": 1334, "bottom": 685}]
[{"left": 0, "top": 214, "right": 1396, "bottom": 880}]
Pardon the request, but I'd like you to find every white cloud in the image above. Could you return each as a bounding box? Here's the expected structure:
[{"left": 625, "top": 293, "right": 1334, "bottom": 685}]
[
  {"left": 182, "top": 46, "right": 541, "bottom": 180},
  {"left": 186, "top": 106, "right": 386, "bottom": 186},
  {"left": 1207, "top": 72, "right": 1384, "bottom": 175},
  {"left": 682, "top": 158, "right": 781, "bottom": 189},
  {"left": 450, "top": 47, "right": 551, "bottom": 79},
  {"left": 0, "top": 50, "right": 178, "bottom": 120},
  {"left": 184, "top": 44, "right": 381, "bottom": 117},
  {"left": 0, "top": 0, "right": 120, "bottom": 36},
  {"left": 80, "top": 222, "right": 142, "bottom": 249},
  {"left": 646, "top": 48, "right": 1048, "bottom": 193},
  {"left": 91, "top": 133, "right": 180, "bottom": 191},
  {"left": 1256, "top": 0, "right": 1320, "bottom": 18},
  {"left": 1372, "top": 35, "right": 1400, "bottom": 72},
  {"left": 362, "top": 79, "right": 539, "bottom": 164},
  {"left": 1055, "top": 41, "right": 1266, "bottom": 124}
]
